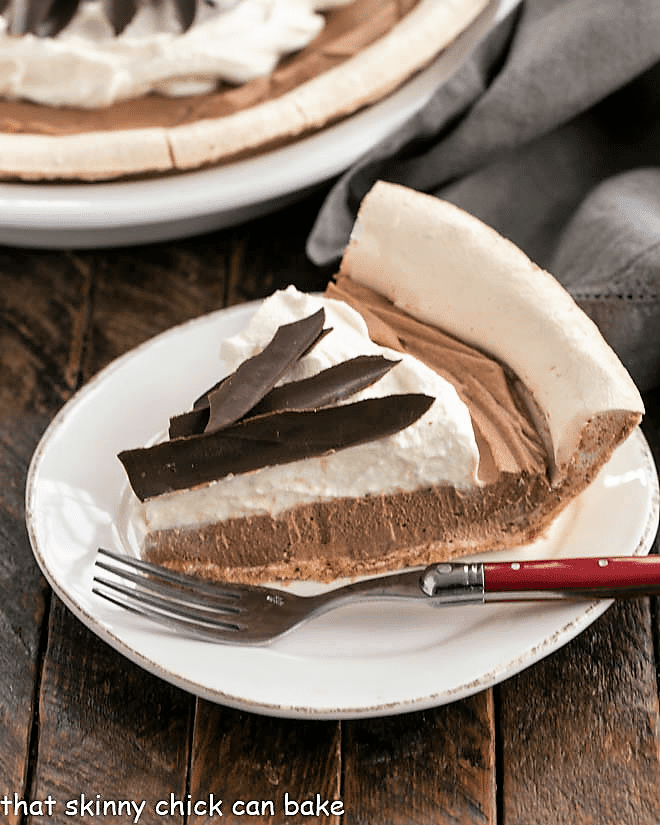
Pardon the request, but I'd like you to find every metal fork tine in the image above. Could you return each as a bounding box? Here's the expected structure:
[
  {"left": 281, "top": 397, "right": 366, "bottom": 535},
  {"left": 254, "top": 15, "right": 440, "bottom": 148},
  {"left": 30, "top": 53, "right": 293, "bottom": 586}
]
[
  {"left": 96, "top": 547, "right": 242, "bottom": 601},
  {"left": 94, "top": 548, "right": 249, "bottom": 626},
  {"left": 92, "top": 548, "right": 429, "bottom": 645},
  {"left": 93, "top": 582, "right": 245, "bottom": 642},
  {"left": 93, "top": 564, "right": 243, "bottom": 616},
  {"left": 93, "top": 575, "right": 243, "bottom": 629},
  {"left": 93, "top": 547, "right": 310, "bottom": 644}
]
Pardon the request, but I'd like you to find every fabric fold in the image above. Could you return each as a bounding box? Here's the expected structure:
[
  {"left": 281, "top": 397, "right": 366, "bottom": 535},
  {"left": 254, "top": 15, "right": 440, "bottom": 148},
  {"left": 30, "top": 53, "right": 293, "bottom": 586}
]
[{"left": 307, "top": 0, "right": 660, "bottom": 388}]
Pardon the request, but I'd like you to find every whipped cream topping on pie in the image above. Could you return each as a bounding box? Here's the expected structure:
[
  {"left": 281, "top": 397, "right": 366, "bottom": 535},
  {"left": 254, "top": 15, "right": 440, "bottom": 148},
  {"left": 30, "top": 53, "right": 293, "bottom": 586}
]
[
  {"left": 137, "top": 285, "right": 480, "bottom": 533},
  {"left": 0, "top": 0, "right": 351, "bottom": 107}
]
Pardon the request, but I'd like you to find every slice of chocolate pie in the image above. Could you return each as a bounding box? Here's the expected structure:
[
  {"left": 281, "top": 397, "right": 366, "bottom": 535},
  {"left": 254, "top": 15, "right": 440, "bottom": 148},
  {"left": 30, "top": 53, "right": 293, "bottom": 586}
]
[{"left": 119, "top": 181, "right": 644, "bottom": 584}]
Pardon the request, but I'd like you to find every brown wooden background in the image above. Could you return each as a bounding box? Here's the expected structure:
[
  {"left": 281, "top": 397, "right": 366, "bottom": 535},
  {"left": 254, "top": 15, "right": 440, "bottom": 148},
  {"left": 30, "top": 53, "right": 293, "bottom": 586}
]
[{"left": 2, "top": 187, "right": 660, "bottom": 824}]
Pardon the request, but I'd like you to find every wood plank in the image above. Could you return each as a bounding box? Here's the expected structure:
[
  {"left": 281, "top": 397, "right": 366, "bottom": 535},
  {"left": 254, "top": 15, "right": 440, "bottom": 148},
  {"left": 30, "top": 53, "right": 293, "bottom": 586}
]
[
  {"left": 0, "top": 245, "right": 194, "bottom": 821},
  {"left": 0, "top": 416, "right": 48, "bottom": 825},
  {"left": 28, "top": 597, "right": 192, "bottom": 825},
  {"left": 342, "top": 692, "right": 496, "bottom": 825},
  {"left": 13, "top": 247, "right": 198, "bottom": 823},
  {"left": 498, "top": 597, "right": 660, "bottom": 824},
  {"left": 188, "top": 701, "right": 342, "bottom": 825},
  {"left": 499, "top": 387, "right": 660, "bottom": 824},
  {"left": 220, "top": 200, "right": 335, "bottom": 307},
  {"left": 0, "top": 249, "right": 91, "bottom": 411},
  {"left": 0, "top": 250, "right": 90, "bottom": 824}
]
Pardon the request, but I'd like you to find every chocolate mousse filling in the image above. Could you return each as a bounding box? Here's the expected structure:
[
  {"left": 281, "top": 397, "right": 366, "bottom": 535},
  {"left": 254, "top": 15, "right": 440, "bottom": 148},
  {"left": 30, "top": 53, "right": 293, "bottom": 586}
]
[
  {"left": 138, "top": 277, "right": 629, "bottom": 585},
  {"left": 0, "top": 0, "right": 420, "bottom": 136}
]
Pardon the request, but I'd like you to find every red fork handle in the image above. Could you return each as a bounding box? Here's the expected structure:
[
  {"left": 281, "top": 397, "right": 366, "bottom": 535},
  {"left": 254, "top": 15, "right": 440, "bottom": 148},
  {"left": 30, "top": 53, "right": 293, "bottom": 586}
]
[{"left": 483, "top": 556, "right": 660, "bottom": 595}]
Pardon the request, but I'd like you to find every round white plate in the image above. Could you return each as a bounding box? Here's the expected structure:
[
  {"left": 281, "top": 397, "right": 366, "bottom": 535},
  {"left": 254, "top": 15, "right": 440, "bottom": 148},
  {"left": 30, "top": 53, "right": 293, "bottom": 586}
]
[
  {"left": 26, "top": 301, "right": 659, "bottom": 719},
  {"left": 0, "top": 0, "right": 521, "bottom": 249}
]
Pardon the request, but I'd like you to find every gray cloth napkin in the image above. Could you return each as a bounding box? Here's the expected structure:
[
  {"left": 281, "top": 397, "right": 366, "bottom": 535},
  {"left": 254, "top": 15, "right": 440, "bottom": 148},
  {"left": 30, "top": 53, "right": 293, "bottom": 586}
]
[{"left": 307, "top": 0, "right": 660, "bottom": 391}]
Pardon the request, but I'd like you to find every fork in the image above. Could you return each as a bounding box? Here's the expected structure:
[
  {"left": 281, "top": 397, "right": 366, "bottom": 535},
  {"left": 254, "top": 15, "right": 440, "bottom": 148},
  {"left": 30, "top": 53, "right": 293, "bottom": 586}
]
[{"left": 93, "top": 548, "right": 660, "bottom": 645}]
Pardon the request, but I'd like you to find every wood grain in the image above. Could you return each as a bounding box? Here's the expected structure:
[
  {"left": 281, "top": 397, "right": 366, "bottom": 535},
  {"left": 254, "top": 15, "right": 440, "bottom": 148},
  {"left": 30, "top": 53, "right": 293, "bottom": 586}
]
[
  {"left": 0, "top": 251, "right": 88, "bottom": 824},
  {"left": 30, "top": 598, "right": 193, "bottom": 824},
  {"left": 498, "top": 597, "right": 660, "bottom": 824},
  {"left": 189, "top": 701, "right": 342, "bottom": 824},
  {"left": 18, "top": 235, "right": 232, "bottom": 820},
  {"left": 342, "top": 692, "right": 496, "bottom": 825}
]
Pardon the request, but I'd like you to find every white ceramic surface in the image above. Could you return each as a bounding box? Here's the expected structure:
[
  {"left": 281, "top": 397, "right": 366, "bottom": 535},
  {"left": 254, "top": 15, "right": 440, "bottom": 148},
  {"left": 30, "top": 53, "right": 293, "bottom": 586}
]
[
  {"left": 25, "top": 301, "right": 659, "bottom": 719},
  {"left": 0, "top": 0, "right": 522, "bottom": 249}
]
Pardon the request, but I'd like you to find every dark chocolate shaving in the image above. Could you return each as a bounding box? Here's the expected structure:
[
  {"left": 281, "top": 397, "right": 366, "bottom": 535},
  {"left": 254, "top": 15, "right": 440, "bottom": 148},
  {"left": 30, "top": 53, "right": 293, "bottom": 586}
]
[
  {"left": 250, "top": 355, "right": 400, "bottom": 416},
  {"left": 191, "top": 327, "right": 332, "bottom": 411},
  {"left": 127, "top": 308, "right": 436, "bottom": 503},
  {"left": 8, "top": 0, "right": 137, "bottom": 35},
  {"left": 168, "top": 352, "right": 397, "bottom": 439},
  {"left": 22, "top": 0, "right": 78, "bottom": 35},
  {"left": 4, "top": 0, "right": 213, "bottom": 37},
  {"left": 173, "top": 0, "right": 196, "bottom": 31},
  {"left": 169, "top": 405, "right": 209, "bottom": 440},
  {"left": 120, "top": 393, "right": 434, "bottom": 501},
  {"left": 297, "top": 325, "right": 332, "bottom": 360},
  {"left": 105, "top": 0, "right": 139, "bottom": 34},
  {"left": 203, "top": 309, "right": 326, "bottom": 434}
]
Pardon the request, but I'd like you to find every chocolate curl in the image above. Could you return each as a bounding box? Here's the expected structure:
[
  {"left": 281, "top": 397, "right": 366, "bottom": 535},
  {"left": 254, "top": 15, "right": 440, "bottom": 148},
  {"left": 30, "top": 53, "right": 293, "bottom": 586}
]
[
  {"left": 205, "top": 308, "right": 326, "bottom": 433},
  {"left": 169, "top": 405, "right": 209, "bottom": 440},
  {"left": 169, "top": 353, "right": 398, "bottom": 438},
  {"left": 23, "top": 0, "right": 79, "bottom": 35},
  {"left": 173, "top": 0, "right": 196, "bottom": 31},
  {"left": 120, "top": 393, "right": 434, "bottom": 501},
  {"left": 104, "top": 0, "right": 138, "bottom": 34},
  {"left": 249, "top": 355, "right": 400, "bottom": 415},
  {"left": 169, "top": 309, "right": 326, "bottom": 438},
  {"left": 195, "top": 327, "right": 331, "bottom": 410}
]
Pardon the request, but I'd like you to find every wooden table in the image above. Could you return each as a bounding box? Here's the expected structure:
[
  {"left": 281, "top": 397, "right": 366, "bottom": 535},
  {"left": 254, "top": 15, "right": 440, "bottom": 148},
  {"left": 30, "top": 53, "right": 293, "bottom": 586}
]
[{"left": 2, "top": 186, "right": 660, "bottom": 825}]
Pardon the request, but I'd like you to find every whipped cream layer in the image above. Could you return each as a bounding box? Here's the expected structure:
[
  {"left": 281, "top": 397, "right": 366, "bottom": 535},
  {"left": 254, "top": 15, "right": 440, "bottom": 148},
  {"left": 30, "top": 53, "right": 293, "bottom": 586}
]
[
  {"left": 140, "top": 287, "right": 479, "bottom": 532},
  {"left": 0, "top": 0, "right": 350, "bottom": 107}
]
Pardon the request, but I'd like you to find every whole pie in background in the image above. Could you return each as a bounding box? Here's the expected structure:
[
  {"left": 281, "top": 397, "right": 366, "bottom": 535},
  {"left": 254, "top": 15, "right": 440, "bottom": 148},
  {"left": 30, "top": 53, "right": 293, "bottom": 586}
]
[{"left": 0, "top": 0, "right": 489, "bottom": 180}]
